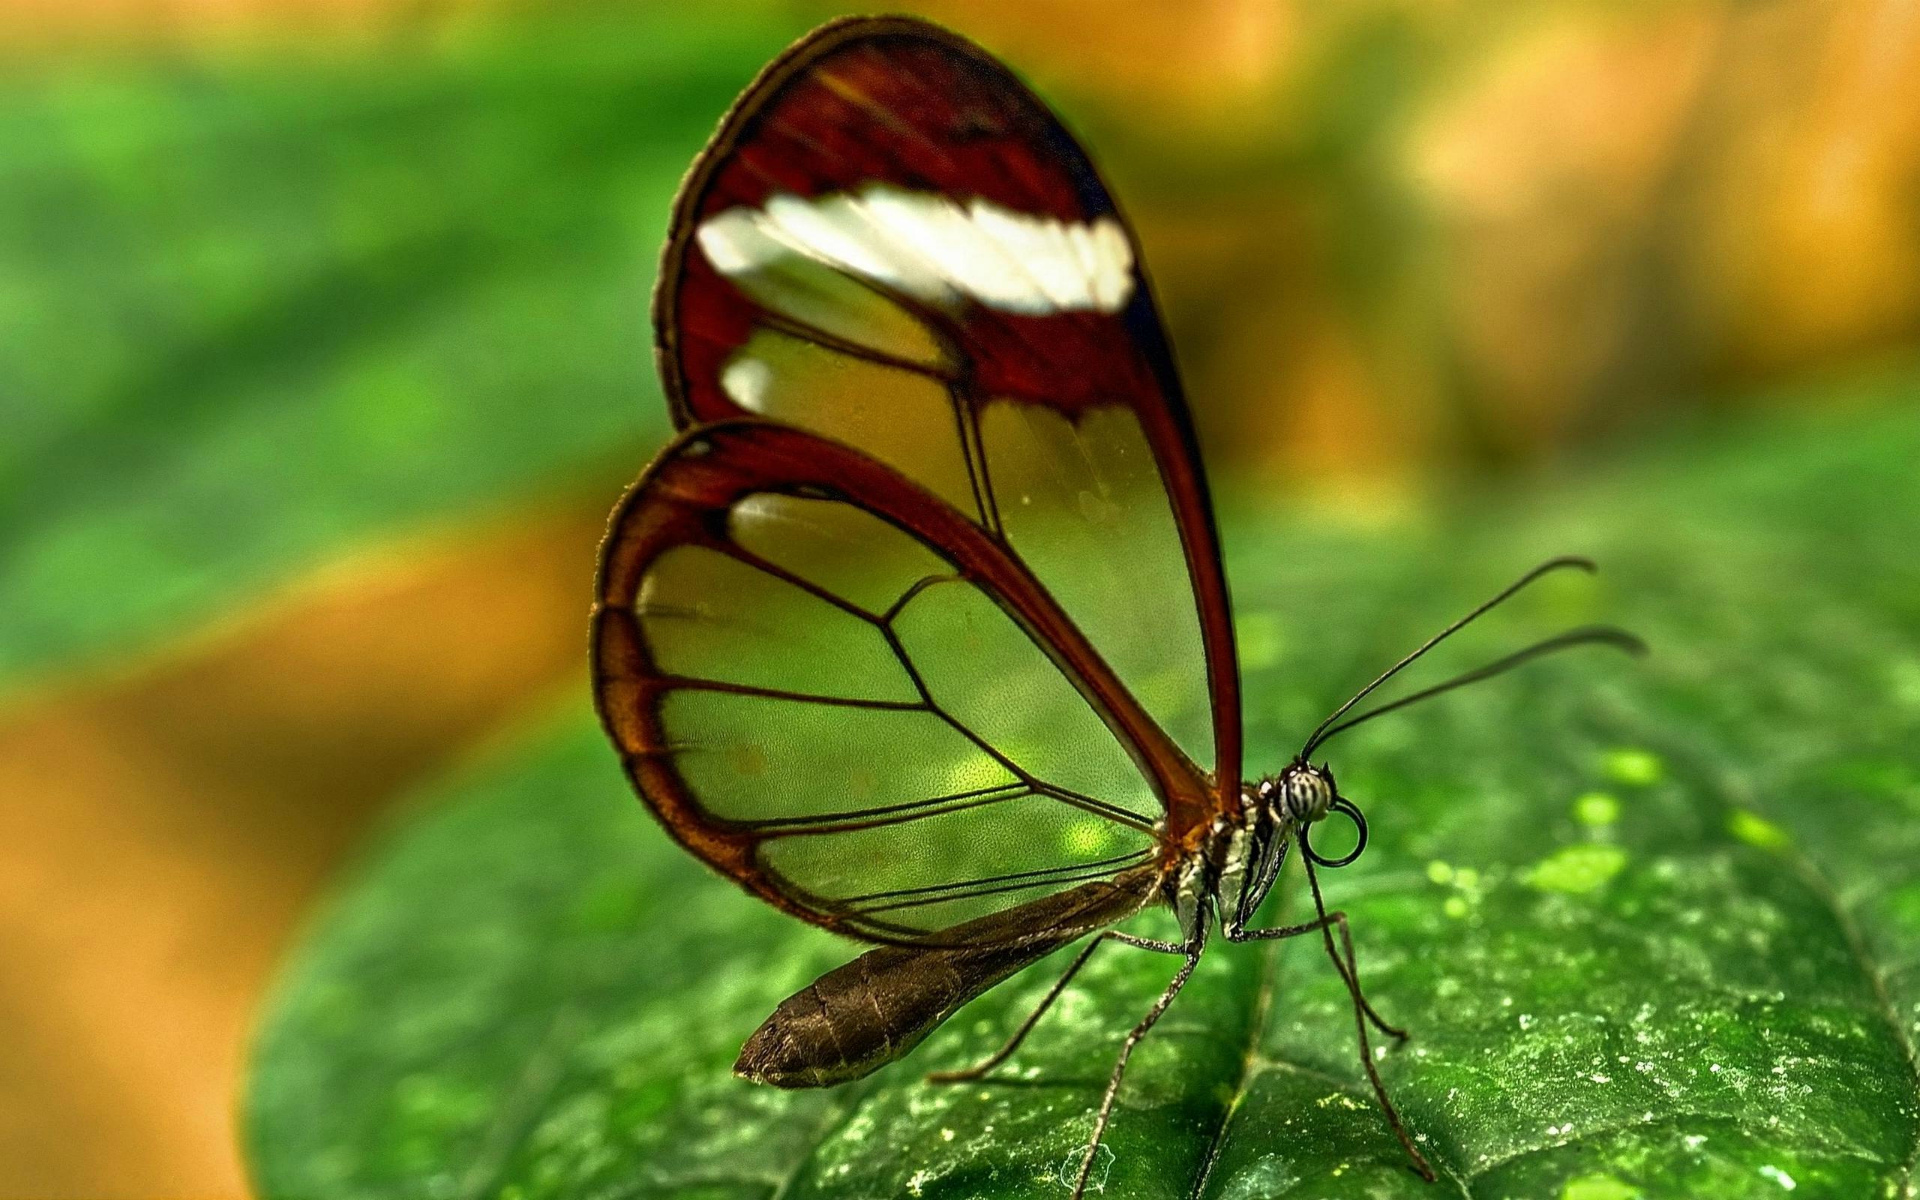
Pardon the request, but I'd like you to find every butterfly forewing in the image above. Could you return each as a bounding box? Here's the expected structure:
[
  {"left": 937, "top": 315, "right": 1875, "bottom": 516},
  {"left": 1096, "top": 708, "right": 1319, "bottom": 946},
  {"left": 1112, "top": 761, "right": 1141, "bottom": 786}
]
[
  {"left": 656, "top": 17, "right": 1240, "bottom": 807},
  {"left": 599, "top": 17, "right": 1243, "bottom": 947}
]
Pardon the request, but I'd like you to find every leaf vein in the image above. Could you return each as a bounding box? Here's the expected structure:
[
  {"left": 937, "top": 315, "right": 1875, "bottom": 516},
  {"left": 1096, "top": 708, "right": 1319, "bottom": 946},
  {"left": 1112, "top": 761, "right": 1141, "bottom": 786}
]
[{"left": 1185, "top": 934, "right": 1282, "bottom": 1200}]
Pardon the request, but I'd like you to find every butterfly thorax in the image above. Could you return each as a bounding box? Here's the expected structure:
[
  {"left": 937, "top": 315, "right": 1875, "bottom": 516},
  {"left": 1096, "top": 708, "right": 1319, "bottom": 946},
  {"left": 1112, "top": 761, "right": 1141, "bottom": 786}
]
[{"left": 1169, "top": 762, "right": 1335, "bottom": 939}]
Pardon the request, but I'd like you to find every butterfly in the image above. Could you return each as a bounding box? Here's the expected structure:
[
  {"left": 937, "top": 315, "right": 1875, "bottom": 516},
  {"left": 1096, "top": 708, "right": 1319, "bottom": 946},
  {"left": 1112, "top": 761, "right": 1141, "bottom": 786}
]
[{"left": 591, "top": 15, "right": 1643, "bottom": 1195}]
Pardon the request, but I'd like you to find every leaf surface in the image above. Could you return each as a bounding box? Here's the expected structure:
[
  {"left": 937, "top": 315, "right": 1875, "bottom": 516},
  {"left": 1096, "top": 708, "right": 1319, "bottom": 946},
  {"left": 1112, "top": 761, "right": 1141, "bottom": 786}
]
[{"left": 247, "top": 397, "right": 1920, "bottom": 1199}]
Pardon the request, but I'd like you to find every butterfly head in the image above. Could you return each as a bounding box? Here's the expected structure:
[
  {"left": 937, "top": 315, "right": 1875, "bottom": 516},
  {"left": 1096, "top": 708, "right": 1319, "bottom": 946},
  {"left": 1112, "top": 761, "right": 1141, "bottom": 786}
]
[
  {"left": 1272, "top": 761, "right": 1336, "bottom": 826},
  {"left": 1260, "top": 760, "right": 1369, "bottom": 871},
  {"left": 1212, "top": 763, "right": 1346, "bottom": 930}
]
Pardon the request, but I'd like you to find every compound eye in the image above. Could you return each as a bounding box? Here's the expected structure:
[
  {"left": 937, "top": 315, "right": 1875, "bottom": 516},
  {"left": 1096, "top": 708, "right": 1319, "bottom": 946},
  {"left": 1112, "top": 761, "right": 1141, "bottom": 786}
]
[{"left": 1286, "top": 770, "right": 1332, "bottom": 822}]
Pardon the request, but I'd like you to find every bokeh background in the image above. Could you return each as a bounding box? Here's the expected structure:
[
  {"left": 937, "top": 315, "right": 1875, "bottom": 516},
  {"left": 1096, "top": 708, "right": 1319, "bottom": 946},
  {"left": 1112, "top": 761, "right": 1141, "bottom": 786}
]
[{"left": 3, "top": 0, "right": 1917, "bottom": 1194}]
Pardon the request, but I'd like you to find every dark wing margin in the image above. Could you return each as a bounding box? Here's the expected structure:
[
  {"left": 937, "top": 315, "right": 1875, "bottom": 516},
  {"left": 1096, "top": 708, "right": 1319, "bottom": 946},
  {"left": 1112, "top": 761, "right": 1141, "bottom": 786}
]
[
  {"left": 593, "top": 420, "right": 1208, "bottom": 945},
  {"left": 651, "top": 15, "right": 1242, "bottom": 831}
]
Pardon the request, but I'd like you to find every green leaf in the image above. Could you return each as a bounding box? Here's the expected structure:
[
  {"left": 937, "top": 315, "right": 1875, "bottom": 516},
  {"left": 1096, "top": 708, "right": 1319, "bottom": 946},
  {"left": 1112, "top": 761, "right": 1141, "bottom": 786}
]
[
  {"left": 0, "top": 10, "right": 804, "bottom": 690},
  {"left": 246, "top": 397, "right": 1920, "bottom": 1199}
]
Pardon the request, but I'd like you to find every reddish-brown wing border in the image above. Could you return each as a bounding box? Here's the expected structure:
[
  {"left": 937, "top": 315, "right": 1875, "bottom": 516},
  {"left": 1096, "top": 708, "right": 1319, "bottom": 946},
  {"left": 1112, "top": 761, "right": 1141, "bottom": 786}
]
[
  {"left": 592, "top": 419, "right": 1212, "bottom": 944},
  {"left": 649, "top": 16, "right": 1242, "bottom": 832}
]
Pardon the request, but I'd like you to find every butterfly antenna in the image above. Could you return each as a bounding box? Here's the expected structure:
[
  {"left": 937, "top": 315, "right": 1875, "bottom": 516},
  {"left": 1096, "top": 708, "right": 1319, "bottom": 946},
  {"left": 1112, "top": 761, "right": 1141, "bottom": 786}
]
[
  {"left": 1308, "top": 624, "right": 1646, "bottom": 749},
  {"left": 1300, "top": 556, "right": 1599, "bottom": 758}
]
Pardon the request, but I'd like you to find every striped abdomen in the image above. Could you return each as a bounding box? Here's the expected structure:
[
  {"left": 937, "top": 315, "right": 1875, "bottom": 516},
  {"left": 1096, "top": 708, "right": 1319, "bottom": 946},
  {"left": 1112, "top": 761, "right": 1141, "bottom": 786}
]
[{"left": 735, "top": 867, "right": 1160, "bottom": 1088}]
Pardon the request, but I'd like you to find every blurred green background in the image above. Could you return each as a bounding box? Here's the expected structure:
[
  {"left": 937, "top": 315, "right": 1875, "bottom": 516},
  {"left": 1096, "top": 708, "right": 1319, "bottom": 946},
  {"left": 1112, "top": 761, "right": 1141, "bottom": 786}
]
[{"left": 2, "top": 0, "right": 1917, "bottom": 1195}]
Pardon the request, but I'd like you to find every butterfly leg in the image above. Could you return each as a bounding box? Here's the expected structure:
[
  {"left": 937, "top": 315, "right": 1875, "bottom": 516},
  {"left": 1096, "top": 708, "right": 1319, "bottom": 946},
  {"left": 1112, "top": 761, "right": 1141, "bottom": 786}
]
[
  {"left": 1070, "top": 923, "right": 1208, "bottom": 1200},
  {"left": 1219, "top": 863, "right": 1433, "bottom": 1180},
  {"left": 1224, "top": 911, "right": 1405, "bottom": 1040},
  {"left": 926, "top": 931, "right": 1189, "bottom": 1084},
  {"left": 1309, "top": 855, "right": 1436, "bottom": 1181},
  {"left": 1325, "top": 908, "right": 1410, "bottom": 1040},
  {"left": 925, "top": 936, "right": 1102, "bottom": 1085}
]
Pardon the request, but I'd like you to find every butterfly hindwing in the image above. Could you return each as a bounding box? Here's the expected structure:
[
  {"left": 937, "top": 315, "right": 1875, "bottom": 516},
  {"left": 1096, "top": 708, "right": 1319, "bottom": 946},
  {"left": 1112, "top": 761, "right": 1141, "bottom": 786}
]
[{"left": 594, "top": 421, "right": 1200, "bottom": 944}]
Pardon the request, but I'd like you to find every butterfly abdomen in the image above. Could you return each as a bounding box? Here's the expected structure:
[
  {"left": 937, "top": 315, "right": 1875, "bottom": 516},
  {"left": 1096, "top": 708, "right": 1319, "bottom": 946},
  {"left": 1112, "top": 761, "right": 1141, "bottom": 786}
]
[
  {"left": 734, "top": 941, "right": 1006, "bottom": 1088},
  {"left": 735, "top": 870, "right": 1159, "bottom": 1088}
]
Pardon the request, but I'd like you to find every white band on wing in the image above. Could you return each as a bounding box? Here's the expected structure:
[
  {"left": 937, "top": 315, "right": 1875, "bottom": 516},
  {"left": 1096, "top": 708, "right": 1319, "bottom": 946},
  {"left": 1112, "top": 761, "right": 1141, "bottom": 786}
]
[{"left": 696, "top": 185, "right": 1136, "bottom": 316}]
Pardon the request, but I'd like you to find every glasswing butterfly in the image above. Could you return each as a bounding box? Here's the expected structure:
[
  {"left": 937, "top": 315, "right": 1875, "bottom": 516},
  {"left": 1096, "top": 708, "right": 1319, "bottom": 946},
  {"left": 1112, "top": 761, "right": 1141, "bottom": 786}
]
[{"left": 591, "top": 15, "right": 1642, "bottom": 1194}]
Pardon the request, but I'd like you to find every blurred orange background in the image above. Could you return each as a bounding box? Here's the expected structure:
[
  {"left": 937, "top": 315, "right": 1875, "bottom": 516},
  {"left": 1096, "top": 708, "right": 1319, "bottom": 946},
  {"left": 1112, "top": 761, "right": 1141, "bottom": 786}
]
[{"left": 2, "top": 0, "right": 1916, "bottom": 1194}]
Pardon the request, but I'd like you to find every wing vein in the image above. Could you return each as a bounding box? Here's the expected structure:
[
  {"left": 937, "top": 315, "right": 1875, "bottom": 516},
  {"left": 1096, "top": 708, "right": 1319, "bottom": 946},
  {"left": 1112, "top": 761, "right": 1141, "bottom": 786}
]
[
  {"left": 746, "top": 782, "right": 1031, "bottom": 835},
  {"left": 656, "top": 675, "right": 926, "bottom": 711},
  {"left": 837, "top": 849, "right": 1154, "bottom": 912}
]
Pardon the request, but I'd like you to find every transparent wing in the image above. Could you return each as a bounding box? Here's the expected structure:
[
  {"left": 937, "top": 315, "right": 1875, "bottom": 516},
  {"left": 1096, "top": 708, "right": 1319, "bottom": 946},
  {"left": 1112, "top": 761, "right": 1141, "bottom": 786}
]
[
  {"left": 654, "top": 16, "right": 1241, "bottom": 830},
  {"left": 592, "top": 422, "right": 1203, "bottom": 945}
]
